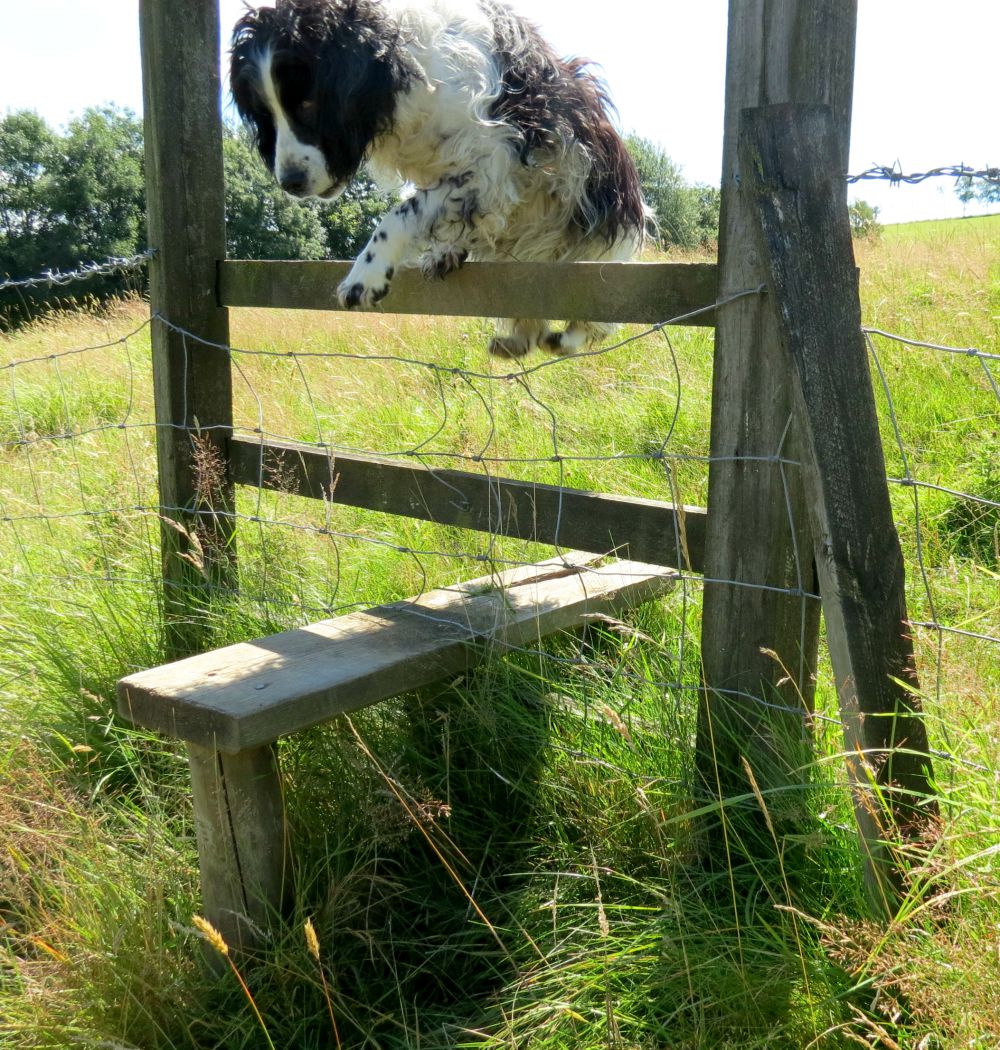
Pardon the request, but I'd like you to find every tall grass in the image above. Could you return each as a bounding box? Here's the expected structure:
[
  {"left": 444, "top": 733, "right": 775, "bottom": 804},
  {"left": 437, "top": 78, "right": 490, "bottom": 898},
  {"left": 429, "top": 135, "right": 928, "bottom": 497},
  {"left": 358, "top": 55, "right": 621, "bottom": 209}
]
[{"left": 1, "top": 219, "right": 999, "bottom": 1048}]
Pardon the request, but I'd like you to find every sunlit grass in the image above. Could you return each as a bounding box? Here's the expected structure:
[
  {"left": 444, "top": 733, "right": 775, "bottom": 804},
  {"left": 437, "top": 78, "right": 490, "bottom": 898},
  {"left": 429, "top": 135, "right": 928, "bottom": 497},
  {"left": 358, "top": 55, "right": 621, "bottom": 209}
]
[{"left": 1, "top": 221, "right": 999, "bottom": 1047}]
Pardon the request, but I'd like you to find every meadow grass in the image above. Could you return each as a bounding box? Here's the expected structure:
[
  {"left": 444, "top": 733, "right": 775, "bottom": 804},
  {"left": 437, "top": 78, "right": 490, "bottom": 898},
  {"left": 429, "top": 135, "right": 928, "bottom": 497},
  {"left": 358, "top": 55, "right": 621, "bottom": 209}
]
[{"left": 1, "top": 218, "right": 998, "bottom": 1048}]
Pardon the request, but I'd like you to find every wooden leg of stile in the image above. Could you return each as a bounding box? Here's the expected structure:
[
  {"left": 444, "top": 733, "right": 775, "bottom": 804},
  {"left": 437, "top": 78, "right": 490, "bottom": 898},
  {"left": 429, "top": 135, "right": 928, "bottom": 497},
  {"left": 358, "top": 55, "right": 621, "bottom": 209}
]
[{"left": 187, "top": 742, "right": 290, "bottom": 962}]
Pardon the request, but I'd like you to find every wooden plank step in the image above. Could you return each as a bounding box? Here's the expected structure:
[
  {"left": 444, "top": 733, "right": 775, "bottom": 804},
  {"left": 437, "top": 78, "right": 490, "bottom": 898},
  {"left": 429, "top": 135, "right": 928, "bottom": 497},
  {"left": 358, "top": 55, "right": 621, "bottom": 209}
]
[{"left": 118, "top": 554, "right": 676, "bottom": 753}]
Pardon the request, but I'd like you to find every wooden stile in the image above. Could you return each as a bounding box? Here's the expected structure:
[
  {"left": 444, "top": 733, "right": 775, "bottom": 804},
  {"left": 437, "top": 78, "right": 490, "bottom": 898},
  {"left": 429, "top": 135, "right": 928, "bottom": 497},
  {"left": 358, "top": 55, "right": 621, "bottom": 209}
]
[{"left": 127, "top": 0, "right": 940, "bottom": 954}]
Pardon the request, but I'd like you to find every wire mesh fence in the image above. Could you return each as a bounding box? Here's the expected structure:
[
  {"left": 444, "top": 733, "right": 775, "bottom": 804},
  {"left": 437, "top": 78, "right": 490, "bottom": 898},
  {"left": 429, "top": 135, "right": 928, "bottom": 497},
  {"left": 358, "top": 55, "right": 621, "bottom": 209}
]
[
  {"left": 864, "top": 325, "right": 1000, "bottom": 777},
  {"left": 1, "top": 239, "right": 997, "bottom": 782}
]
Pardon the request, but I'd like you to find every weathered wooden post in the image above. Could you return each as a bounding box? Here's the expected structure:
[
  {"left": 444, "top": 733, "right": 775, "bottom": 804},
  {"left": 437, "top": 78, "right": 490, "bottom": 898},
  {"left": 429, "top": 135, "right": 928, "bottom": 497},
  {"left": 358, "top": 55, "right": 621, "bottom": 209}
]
[
  {"left": 140, "top": 0, "right": 289, "bottom": 953},
  {"left": 140, "top": 0, "right": 237, "bottom": 656},
  {"left": 740, "top": 103, "right": 937, "bottom": 911},
  {"left": 697, "top": 1, "right": 858, "bottom": 854}
]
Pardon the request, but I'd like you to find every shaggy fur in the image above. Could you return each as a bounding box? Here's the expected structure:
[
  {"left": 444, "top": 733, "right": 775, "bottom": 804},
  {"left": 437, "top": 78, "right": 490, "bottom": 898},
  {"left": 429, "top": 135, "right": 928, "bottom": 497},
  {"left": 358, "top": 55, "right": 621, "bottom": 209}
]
[{"left": 231, "top": 0, "right": 646, "bottom": 356}]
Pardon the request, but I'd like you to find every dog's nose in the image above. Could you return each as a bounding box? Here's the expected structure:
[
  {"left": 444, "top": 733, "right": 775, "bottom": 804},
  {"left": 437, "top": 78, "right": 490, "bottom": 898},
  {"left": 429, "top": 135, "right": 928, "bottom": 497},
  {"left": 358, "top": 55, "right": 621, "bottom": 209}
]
[{"left": 279, "top": 170, "right": 308, "bottom": 196}]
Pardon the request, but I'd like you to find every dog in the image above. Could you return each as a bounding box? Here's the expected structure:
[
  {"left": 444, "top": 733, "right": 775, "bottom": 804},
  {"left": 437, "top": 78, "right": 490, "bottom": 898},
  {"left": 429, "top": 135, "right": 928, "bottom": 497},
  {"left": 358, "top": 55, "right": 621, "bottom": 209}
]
[{"left": 230, "top": 0, "right": 646, "bottom": 357}]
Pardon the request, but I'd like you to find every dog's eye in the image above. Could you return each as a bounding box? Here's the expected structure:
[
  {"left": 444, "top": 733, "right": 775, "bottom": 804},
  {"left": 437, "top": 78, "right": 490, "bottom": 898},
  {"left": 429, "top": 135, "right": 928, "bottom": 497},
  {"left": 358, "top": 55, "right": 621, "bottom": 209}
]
[{"left": 297, "top": 100, "right": 316, "bottom": 119}]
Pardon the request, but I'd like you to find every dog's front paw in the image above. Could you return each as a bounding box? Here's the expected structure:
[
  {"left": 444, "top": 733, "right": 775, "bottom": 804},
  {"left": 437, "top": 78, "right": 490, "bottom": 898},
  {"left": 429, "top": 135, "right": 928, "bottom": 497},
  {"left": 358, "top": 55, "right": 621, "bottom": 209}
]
[
  {"left": 420, "top": 247, "right": 468, "bottom": 281},
  {"left": 337, "top": 278, "right": 391, "bottom": 309},
  {"left": 337, "top": 255, "right": 395, "bottom": 309},
  {"left": 488, "top": 334, "right": 531, "bottom": 359}
]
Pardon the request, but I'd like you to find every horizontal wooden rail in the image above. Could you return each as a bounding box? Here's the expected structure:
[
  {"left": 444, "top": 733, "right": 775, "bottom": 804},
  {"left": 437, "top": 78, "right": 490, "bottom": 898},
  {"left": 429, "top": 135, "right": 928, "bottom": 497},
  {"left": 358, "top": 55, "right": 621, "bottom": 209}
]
[
  {"left": 230, "top": 436, "right": 706, "bottom": 573},
  {"left": 219, "top": 260, "right": 719, "bottom": 325}
]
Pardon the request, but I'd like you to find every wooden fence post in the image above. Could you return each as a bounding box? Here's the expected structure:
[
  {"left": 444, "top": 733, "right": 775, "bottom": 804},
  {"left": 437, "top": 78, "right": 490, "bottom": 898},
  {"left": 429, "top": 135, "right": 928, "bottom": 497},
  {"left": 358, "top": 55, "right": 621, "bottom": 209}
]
[
  {"left": 140, "top": 0, "right": 236, "bottom": 658},
  {"left": 740, "top": 103, "right": 937, "bottom": 911},
  {"left": 696, "top": 0, "right": 859, "bottom": 857}
]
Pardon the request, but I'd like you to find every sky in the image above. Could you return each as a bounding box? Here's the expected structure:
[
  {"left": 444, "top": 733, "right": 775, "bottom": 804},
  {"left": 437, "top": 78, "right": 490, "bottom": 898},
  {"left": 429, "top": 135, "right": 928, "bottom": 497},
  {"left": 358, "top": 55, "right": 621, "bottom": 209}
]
[{"left": 0, "top": 1, "right": 997, "bottom": 226}]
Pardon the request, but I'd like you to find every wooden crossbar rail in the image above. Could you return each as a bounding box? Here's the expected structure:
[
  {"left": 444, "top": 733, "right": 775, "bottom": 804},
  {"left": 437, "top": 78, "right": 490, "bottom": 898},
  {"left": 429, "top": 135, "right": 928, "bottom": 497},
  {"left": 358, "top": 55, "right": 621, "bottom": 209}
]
[
  {"left": 229, "top": 436, "right": 707, "bottom": 573},
  {"left": 218, "top": 260, "right": 719, "bottom": 325}
]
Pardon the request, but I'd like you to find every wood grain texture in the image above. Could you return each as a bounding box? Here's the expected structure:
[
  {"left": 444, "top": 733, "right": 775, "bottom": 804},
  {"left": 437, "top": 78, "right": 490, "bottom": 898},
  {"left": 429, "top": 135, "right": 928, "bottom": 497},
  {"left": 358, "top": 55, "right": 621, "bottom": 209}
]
[
  {"left": 140, "top": 0, "right": 235, "bottom": 655},
  {"left": 741, "top": 103, "right": 937, "bottom": 910},
  {"left": 118, "top": 555, "right": 677, "bottom": 752},
  {"left": 188, "top": 742, "right": 290, "bottom": 958},
  {"left": 219, "top": 260, "right": 719, "bottom": 325},
  {"left": 230, "top": 437, "right": 706, "bottom": 572},
  {"left": 696, "top": 0, "right": 858, "bottom": 836}
]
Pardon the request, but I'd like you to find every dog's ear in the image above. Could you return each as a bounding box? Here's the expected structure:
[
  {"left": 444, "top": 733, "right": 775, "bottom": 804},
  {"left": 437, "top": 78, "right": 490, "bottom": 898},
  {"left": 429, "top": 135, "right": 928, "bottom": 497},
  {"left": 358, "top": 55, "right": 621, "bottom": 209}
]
[
  {"left": 309, "top": 2, "right": 422, "bottom": 182},
  {"left": 230, "top": 5, "right": 279, "bottom": 59},
  {"left": 229, "top": 7, "right": 279, "bottom": 170}
]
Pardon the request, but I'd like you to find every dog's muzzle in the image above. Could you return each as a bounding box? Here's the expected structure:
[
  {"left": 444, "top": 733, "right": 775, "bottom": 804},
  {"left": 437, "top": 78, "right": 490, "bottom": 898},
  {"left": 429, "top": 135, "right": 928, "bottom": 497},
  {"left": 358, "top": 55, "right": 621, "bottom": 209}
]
[{"left": 279, "top": 169, "right": 310, "bottom": 196}]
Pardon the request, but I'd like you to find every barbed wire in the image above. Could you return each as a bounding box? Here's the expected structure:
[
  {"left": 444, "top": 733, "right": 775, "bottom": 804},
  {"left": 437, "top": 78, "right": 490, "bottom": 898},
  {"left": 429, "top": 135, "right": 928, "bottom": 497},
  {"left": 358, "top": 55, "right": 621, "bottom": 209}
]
[
  {"left": 0, "top": 159, "right": 994, "bottom": 291},
  {"left": 847, "top": 163, "right": 1000, "bottom": 186},
  {"left": 0, "top": 250, "right": 157, "bottom": 294}
]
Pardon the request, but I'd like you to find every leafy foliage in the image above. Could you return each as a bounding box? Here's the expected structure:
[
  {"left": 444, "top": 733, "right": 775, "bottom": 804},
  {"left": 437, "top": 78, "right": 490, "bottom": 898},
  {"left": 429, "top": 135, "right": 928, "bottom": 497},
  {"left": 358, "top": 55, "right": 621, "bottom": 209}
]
[
  {"left": 0, "top": 107, "right": 399, "bottom": 326},
  {"left": 625, "top": 134, "right": 720, "bottom": 249},
  {"left": 849, "top": 198, "right": 882, "bottom": 239},
  {"left": 223, "top": 127, "right": 328, "bottom": 261},
  {"left": 0, "top": 107, "right": 147, "bottom": 325},
  {"left": 315, "top": 171, "right": 396, "bottom": 259},
  {"left": 955, "top": 174, "right": 1000, "bottom": 208},
  {"left": 0, "top": 110, "right": 61, "bottom": 274},
  {"left": 56, "top": 106, "right": 147, "bottom": 263}
]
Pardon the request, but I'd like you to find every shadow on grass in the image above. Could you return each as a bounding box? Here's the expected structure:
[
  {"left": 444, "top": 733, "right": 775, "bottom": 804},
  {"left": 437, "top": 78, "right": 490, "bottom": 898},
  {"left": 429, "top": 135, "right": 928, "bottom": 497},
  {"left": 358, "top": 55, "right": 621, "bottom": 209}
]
[
  {"left": 7, "top": 607, "right": 872, "bottom": 1049},
  {"left": 234, "top": 651, "right": 870, "bottom": 1050}
]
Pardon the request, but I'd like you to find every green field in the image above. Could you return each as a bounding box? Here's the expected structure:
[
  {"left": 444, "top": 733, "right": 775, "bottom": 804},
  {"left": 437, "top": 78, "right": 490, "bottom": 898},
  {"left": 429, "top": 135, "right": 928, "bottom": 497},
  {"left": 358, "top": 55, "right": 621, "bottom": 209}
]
[{"left": 1, "top": 215, "right": 998, "bottom": 1048}]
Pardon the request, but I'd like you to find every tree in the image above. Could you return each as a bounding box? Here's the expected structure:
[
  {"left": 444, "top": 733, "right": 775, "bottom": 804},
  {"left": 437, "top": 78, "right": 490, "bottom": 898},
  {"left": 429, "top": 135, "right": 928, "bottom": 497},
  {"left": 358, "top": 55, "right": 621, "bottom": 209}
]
[
  {"left": 956, "top": 176, "right": 978, "bottom": 215},
  {"left": 0, "top": 110, "right": 61, "bottom": 278},
  {"left": 315, "top": 172, "right": 395, "bottom": 260},
  {"left": 954, "top": 173, "right": 1000, "bottom": 210},
  {"left": 624, "top": 134, "right": 719, "bottom": 250},
  {"left": 691, "top": 182, "right": 721, "bottom": 248},
  {"left": 54, "top": 107, "right": 146, "bottom": 264},
  {"left": 848, "top": 198, "right": 881, "bottom": 240}
]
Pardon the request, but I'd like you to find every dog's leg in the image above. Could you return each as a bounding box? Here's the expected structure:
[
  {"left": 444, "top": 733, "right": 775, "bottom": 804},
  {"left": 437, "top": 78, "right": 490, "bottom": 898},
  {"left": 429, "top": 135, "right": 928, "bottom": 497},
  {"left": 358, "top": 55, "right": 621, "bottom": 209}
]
[
  {"left": 488, "top": 319, "right": 551, "bottom": 359},
  {"left": 541, "top": 321, "right": 618, "bottom": 357},
  {"left": 338, "top": 175, "right": 478, "bottom": 309}
]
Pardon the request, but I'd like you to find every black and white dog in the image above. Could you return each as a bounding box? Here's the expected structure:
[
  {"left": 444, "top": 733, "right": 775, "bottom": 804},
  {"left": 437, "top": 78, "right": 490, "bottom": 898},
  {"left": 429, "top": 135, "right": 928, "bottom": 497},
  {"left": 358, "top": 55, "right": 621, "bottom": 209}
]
[{"left": 230, "top": 0, "right": 645, "bottom": 357}]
